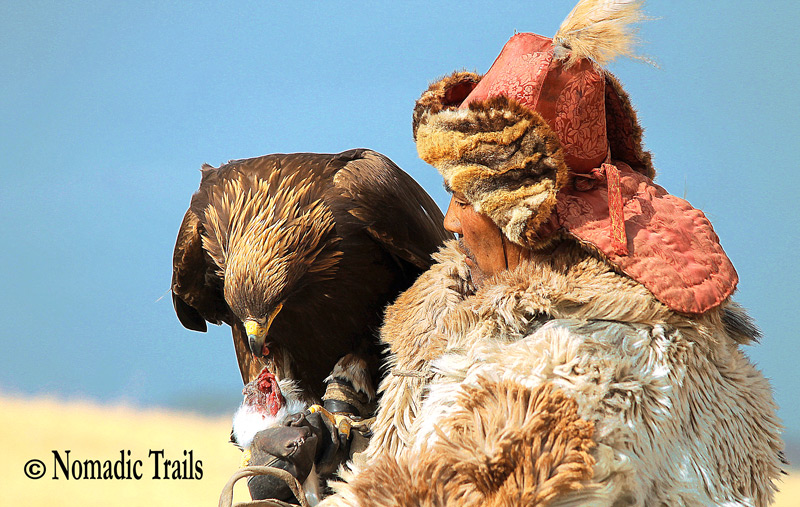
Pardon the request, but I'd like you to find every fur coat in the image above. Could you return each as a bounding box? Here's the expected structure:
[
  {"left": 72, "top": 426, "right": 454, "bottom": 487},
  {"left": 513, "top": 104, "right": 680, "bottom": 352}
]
[{"left": 320, "top": 240, "right": 783, "bottom": 507}]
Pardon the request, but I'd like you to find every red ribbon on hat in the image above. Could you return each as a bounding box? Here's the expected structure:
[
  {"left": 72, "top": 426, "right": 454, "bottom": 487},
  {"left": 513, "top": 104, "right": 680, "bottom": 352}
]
[
  {"left": 603, "top": 163, "right": 628, "bottom": 255},
  {"left": 574, "top": 163, "right": 628, "bottom": 256}
]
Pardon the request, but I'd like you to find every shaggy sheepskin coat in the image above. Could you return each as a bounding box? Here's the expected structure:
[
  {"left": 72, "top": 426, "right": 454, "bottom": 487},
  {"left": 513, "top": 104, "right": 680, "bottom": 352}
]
[{"left": 320, "top": 240, "right": 783, "bottom": 507}]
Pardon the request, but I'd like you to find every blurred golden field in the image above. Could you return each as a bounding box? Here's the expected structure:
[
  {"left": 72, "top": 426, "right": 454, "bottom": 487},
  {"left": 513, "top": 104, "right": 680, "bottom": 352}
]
[
  {"left": 1, "top": 392, "right": 798, "bottom": 506},
  {"left": 0, "top": 393, "right": 251, "bottom": 506}
]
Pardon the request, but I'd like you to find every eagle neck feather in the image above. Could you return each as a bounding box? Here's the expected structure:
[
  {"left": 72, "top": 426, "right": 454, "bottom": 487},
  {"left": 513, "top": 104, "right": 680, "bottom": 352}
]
[{"left": 201, "top": 171, "right": 342, "bottom": 320}]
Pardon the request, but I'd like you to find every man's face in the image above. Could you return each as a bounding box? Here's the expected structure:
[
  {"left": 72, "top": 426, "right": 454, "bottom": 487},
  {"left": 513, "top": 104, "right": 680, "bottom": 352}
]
[{"left": 443, "top": 193, "right": 509, "bottom": 285}]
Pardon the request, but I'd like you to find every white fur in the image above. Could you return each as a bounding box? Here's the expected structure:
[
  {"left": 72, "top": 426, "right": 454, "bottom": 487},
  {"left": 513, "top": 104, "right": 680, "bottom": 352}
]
[
  {"left": 321, "top": 241, "right": 782, "bottom": 507},
  {"left": 232, "top": 378, "right": 309, "bottom": 449},
  {"left": 232, "top": 404, "right": 288, "bottom": 450}
]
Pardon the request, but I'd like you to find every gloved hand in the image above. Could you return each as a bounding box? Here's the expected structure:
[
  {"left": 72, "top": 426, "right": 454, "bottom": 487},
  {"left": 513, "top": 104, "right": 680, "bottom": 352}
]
[
  {"left": 246, "top": 408, "right": 351, "bottom": 503},
  {"left": 306, "top": 408, "right": 351, "bottom": 477}
]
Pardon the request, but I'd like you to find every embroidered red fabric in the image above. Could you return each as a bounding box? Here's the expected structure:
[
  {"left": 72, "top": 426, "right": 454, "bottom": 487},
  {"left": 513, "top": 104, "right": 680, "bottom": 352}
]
[
  {"left": 558, "top": 162, "right": 738, "bottom": 314},
  {"left": 460, "top": 33, "right": 608, "bottom": 173},
  {"left": 603, "top": 163, "right": 628, "bottom": 255}
]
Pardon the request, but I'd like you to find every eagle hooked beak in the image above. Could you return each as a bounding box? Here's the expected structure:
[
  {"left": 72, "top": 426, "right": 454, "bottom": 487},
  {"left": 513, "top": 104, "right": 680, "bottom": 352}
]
[{"left": 245, "top": 303, "right": 282, "bottom": 357}]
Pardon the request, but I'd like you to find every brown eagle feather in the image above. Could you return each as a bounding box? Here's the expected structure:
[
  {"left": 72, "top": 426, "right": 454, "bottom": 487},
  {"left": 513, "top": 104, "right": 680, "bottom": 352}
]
[{"left": 171, "top": 149, "right": 451, "bottom": 398}]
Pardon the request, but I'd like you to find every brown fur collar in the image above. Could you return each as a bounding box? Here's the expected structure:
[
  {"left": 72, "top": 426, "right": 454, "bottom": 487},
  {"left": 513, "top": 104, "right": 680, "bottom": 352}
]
[
  {"left": 328, "top": 240, "right": 781, "bottom": 507},
  {"left": 333, "top": 381, "right": 594, "bottom": 507},
  {"left": 329, "top": 241, "right": 778, "bottom": 507},
  {"left": 382, "top": 238, "right": 763, "bottom": 377},
  {"left": 382, "top": 239, "right": 677, "bottom": 366}
]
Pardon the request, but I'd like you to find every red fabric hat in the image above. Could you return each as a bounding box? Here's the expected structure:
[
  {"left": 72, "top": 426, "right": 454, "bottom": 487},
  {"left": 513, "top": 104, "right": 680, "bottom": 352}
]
[
  {"left": 460, "top": 32, "right": 609, "bottom": 174},
  {"left": 412, "top": 1, "right": 737, "bottom": 314}
]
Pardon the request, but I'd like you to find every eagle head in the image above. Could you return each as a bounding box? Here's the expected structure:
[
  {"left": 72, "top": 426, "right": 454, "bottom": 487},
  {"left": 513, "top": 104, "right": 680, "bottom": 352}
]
[{"left": 202, "top": 171, "right": 342, "bottom": 357}]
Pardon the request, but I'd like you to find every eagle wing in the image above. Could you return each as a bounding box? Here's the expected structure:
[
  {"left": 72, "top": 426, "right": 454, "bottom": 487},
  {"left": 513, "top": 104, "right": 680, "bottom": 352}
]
[
  {"left": 330, "top": 149, "right": 452, "bottom": 270},
  {"left": 172, "top": 154, "right": 352, "bottom": 384},
  {"left": 171, "top": 206, "right": 229, "bottom": 332},
  {"left": 172, "top": 150, "right": 451, "bottom": 386}
]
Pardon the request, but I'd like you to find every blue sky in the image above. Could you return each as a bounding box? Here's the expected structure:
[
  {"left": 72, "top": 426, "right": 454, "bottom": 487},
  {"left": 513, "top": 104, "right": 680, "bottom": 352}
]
[{"left": 2, "top": 1, "right": 798, "bottom": 446}]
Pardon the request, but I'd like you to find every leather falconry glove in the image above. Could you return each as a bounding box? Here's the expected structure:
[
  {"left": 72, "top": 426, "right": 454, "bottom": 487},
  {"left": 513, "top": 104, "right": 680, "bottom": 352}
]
[{"left": 247, "top": 407, "right": 351, "bottom": 503}]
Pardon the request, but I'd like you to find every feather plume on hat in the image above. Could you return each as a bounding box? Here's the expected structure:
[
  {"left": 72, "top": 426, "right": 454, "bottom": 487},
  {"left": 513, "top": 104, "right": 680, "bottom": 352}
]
[{"left": 553, "top": 0, "right": 647, "bottom": 67}]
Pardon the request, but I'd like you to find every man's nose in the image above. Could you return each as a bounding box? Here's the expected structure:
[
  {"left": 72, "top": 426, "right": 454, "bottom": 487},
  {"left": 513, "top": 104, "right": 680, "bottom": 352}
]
[{"left": 443, "top": 197, "right": 462, "bottom": 234}]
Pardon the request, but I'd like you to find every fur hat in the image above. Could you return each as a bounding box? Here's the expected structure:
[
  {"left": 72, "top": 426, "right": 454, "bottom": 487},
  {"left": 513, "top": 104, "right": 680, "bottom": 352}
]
[{"left": 413, "top": 0, "right": 738, "bottom": 314}]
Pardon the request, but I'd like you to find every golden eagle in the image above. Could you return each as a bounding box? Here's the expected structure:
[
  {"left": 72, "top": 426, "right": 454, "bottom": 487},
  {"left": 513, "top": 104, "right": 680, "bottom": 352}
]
[{"left": 171, "top": 149, "right": 450, "bottom": 399}]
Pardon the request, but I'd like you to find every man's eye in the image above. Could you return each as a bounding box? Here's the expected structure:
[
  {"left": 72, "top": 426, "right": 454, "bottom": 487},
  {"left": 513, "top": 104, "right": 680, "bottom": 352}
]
[{"left": 456, "top": 200, "right": 468, "bottom": 208}]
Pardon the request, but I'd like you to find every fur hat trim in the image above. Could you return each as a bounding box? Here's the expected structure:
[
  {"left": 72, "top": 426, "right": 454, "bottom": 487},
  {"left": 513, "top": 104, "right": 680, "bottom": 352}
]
[
  {"left": 604, "top": 72, "right": 654, "bottom": 179},
  {"left": 416, "top": 95, "right": 569, "bottom": 247},
  {"left": 412, "top": 71, "right": 482, "bottom": 141}
]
